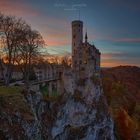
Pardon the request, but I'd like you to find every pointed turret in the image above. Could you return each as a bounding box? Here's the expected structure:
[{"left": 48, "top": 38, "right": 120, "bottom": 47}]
[{"left": 85, "top": 31, "right": 88, "bottom": 43}]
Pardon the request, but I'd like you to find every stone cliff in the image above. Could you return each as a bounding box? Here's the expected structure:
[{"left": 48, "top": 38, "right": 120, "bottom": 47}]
[
  {"left": 0, "top": 70, "right": 115, "bottom": 140},
  {"left": 51, "top": 69, "right": 115, "bottom": 140}
]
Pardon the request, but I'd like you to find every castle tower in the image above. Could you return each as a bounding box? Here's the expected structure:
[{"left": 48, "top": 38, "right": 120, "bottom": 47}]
[{"left": 71, "top": 20, "right": 83, "bottom": 69}]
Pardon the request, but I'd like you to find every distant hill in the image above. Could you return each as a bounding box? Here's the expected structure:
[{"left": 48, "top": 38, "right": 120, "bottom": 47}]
[
  {"left": 101, "top": 66, "right": 140, "bottom": 140},
  {"left": 102, "top": 66, "right": 140, "bottom": 101}
]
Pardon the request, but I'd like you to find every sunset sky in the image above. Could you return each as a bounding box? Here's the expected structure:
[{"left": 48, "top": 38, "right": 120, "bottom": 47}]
[{"left": 0, "top": 0, "right": 140, "bottom": 67}]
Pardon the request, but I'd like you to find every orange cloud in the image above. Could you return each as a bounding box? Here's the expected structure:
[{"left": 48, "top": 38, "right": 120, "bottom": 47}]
[
  {"left": 0, "top": 0, "right": 40, "bottom": 17},
  {"left": 43, "top": 32, "right": 70, "bottom": 46},
  {"left": 0, "top": 0, "right": 71, "bottom": 47},
  {"left": 38, "top": 18, "right": 71, "bottom": 46},
  {"left": 101, "top": 59, "right": 121, "bottom": 67},
  {"left": 101, "top": 58, "right": 139, "bottom": 67},
  {"left": 101, "top": 52, "right": 140, "bottom": 67},
  {"left": 102, "top": 52, "right": 125, "bottom": 58}
]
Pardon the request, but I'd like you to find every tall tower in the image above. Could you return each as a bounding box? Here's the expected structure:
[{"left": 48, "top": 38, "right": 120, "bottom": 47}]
[{"left": 71, "top": 20, "right": 83, "bottom": 69}]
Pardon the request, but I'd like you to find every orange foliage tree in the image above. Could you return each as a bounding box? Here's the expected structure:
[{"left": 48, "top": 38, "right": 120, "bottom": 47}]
[{"left": 115, "top": 108, "right": 135, "bottom": 140}]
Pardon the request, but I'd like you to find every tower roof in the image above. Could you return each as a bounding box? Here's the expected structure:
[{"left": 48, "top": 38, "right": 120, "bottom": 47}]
[
  {"left": 85, "top": 31, "right": 88, "bottom": 43},
  {"left": 72, "top": 20, "right": 83, "bottom": 25}
]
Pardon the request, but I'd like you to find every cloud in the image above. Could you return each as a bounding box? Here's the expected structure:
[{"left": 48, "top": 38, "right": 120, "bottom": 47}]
[
  {"left": 102, "top": 52, "right": 124, "bottom": 58},
  {"left": 0, "top": 0, "right": 40, "bottom": 17},
  {"left": 0, "top": 0, "right": 71, "bottom": 47},
  {"left": 101, "top": 59, "right": 140, "bottom": 67},
  {"left": 111, "top": 37, "right": 140, "bottom": 43},
  {"left": 101, "top": 51, "right": 140, "bottom": 67},
  {"left": 95, "top": 37, "right": 140, "bottom": 44},
  {"left": 109, "top": 0, "right": 140, "bottom": 11},
  {"left": 36, "top": 16, "right": 71, "bottom": 46},
  {"left": 102, "top": 52, "right": 140, "bottom": 58}
]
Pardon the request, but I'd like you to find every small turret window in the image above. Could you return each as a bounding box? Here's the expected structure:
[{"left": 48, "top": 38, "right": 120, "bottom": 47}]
[
  {"left": 82, "top": 67, "right": 85, "bottom": 71},
  {"left": 84, "top": 61, "right": 87, "bottom": 64},
  {"left": 73, "top": 35, "right": 76, "bottom": 39}
]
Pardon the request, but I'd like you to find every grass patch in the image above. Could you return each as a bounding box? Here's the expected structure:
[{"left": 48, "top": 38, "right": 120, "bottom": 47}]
[
  {"left": 52, "top": 88, "right": 57, "bottom": 97},
  {"left": 0, "top": 86, "right": 22, "bottom": 96},
  {"left": 41, "top": 85, "right": 57, "bottom": 97},
  {"left": 0, "top": 86, "right": 33, "bottom": 119},
  {"left": 41, "top": 85, "right": 48, "bottom": 97},
  {"left": 43, "top": 94, "right": 63, "bottom": 102}
]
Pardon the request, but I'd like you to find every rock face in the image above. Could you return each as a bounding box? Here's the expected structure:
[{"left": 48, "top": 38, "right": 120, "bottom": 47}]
[
  {"left": 23, "top": 91, "right": 45, "bottom": 140},
  {"left": 0, "top": 90, "right": 46, "bottom": 140},
  {"left": 51, "top": 70, "right": 115, "bottom": 140},
  {"left": 0, "top": 71, "right": 115, "bottom": 140}
]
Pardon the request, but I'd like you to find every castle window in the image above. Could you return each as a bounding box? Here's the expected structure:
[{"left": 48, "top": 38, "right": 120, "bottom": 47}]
[
  {"left": 79, "top": 60, "right": 82, "bottom": 64},
  {"left": 84, "top": 61, "right": 87, "bottom": 64},
  {"left": 91, "top": 56, "right": 94, "bottom": 60},
  {"left": 95, "top": 60, "right": 96, "bottom": 66},
  {"left": 89, "top": 49, "right": 91, "bottom": 54},
  {"left": 73, "top": 35, "right": 76, "bottom": 39},
  {"left": 81, "top": 67, "right": 85, "bottom": 71}
]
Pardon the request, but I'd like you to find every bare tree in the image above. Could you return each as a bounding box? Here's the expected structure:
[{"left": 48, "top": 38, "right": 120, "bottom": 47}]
[
  {"left": 0, "top": 13, "right": 18, "bottom": 85},
  {"left": 62, "top": 55, "right": 72, "bottom": 67},
  {"left": 0, "top": 13, "right": 31, "bottom": 85},
  {"left": 0, "top": 12, "right": 45, "bottom": 86},
  {"left": 16, "top": 27, "right": 45, "bottom": 87}
]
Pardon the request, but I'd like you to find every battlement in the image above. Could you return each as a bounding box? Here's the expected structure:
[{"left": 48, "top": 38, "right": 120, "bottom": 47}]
[{"left": 72, "top": 20, "right": 83, "bottom": 26}]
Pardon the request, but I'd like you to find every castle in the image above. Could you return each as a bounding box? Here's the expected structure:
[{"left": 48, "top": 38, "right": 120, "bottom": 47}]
[
  {"left": 34, "top": 20, "right": 101, "bottom": 82},
  {"left": 72, "top": 20, "right": 101, "bottom": 79}
]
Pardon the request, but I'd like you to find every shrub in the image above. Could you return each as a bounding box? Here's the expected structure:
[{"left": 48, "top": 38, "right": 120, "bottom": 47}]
[
  {"left": 41, "top": 85, "right": 48, "bottom": 97},
  {"left": 10, "top": 78, "right": 16, "bottom": 83},
  {"left": 52, "top": 88, "right": 57, "bottom": 97},
  {"left": 111, "top": 81, "right": 126, "bottom": 94},
  {"left": 115, "top": 108, "right": 136, "bottom": 140},
  {"left": 76, "top": 79, "right": 85, "bottom": 86},
  {"left": 0, "top": 96, "right": 5, "bottom": 107},
  {"left": 90, "top": 73, "right": 100, "bottom": 85},
  {"left": 73, "top": 90, "right": 84, "bottom": 103}
]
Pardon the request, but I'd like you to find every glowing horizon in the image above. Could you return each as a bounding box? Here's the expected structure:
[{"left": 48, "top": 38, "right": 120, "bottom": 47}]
[{"left": 0, "top": 0, "right": 140, "bottom": 67}]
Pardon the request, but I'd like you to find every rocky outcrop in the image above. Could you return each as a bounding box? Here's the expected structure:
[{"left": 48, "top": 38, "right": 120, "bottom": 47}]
[
  {"left": 0, "top": 89, "right": 48, "bottom": 140},
  {"left": 51, "top": 71, "right": 115, "bottom": 140},
  {"left": 0, "top": 71, "right": 115, "bottom": 140}
]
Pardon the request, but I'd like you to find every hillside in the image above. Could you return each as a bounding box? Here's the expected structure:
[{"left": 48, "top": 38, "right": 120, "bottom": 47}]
[{"left": 101, "top": 66, "right": 140, "bottom": 140}]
